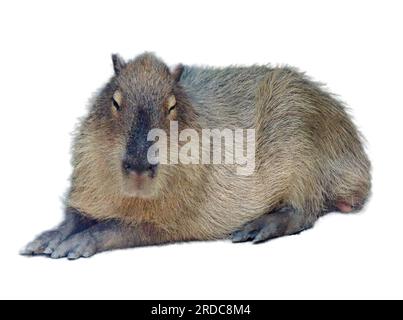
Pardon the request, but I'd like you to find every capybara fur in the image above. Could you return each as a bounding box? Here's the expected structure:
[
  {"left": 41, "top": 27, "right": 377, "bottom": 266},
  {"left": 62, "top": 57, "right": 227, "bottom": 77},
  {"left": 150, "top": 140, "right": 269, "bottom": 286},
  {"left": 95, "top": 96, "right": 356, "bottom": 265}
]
[{"left": 23, "top": 52, "right": 371, "bottom": 259}]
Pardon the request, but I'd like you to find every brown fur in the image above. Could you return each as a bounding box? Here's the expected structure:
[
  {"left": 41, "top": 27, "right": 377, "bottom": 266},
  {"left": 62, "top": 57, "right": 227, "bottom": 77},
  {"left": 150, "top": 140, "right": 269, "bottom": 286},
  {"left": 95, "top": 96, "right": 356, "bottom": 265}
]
[
  {"left": 68, "top": 53, "right": 371, "bottom": 241},
  {"left": 23, "top": 52, "right": 371, "bottom": 258}
]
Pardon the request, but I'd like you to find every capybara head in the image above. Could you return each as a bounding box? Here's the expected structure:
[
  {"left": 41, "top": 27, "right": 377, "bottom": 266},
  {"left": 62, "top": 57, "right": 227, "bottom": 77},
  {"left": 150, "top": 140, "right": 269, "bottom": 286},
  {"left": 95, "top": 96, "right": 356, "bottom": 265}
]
[{"left": 87, "top": 53, "right": 189, "bottom": 198}]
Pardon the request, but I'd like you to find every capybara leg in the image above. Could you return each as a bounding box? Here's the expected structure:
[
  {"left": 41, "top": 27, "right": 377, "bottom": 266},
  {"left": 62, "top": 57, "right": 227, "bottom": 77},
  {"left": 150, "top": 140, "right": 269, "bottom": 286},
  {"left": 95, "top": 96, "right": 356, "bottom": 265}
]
[
  {"left": 232, "top": 207, "right": 314, "bottom": 244},
  {"left": 49, "top": 220, "right": 167, "bottom": 260},
  {"left": 21, "top": 207, "right": 96, "bottom": 256}
]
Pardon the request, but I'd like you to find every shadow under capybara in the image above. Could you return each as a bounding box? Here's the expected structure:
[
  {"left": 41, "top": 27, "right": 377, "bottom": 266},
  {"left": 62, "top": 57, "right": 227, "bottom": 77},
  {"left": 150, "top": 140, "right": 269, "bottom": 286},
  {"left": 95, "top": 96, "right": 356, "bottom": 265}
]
[{"left": 22, "top": 52, "right": 371, "bottom": 259}]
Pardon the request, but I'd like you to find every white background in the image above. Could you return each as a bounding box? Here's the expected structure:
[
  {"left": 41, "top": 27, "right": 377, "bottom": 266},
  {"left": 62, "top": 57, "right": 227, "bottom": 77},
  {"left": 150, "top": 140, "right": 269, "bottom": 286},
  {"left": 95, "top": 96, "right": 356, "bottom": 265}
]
[{"left": 0, "top": 0, "right": 402, "bottom": 300}]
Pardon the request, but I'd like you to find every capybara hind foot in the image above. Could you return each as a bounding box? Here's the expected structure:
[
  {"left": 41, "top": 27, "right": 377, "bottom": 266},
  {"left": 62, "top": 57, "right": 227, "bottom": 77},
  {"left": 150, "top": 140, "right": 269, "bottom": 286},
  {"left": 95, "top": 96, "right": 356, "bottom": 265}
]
[{"left": 232, "top": 207, "right": 314, "bottom": 244}]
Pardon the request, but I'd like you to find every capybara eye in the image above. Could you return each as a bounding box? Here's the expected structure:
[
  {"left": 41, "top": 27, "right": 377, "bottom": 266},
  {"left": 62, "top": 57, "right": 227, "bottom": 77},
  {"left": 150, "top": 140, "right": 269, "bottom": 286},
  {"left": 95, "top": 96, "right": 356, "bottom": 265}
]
[
  {"left": 112, "top": 90, "right": 122, "bottom": 113},
  {"left": 112, "top": 97, "right": 120, "bottom": 111},
  {"left": 167, "top": 95, "right": 176, "bottom": 114}
]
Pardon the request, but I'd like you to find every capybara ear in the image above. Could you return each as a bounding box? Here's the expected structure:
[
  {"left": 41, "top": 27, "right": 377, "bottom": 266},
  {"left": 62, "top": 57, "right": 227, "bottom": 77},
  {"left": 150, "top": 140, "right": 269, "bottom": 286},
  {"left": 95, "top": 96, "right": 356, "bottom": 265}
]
[
  {"left": 111, "top": 53, "right": 126, "bottom": 75},
  {"left": 171, "top": 64, "right": 184, "bottom": 82}
]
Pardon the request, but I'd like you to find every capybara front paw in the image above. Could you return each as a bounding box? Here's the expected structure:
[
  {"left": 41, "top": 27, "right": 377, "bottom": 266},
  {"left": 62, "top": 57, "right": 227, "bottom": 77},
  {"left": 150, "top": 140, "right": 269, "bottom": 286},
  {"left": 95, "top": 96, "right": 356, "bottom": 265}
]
[
  {"left": 21, "top": 230, "right": 64, "bottom": 256},
  {"left": 50, "top": 233, "right": 97, "bottom": 260},
  {"left": 231, "top": 217, "right": 268, "bottom": 243},
  {"left": 232, "top": 207, "right": 313, "bottom": 244}
]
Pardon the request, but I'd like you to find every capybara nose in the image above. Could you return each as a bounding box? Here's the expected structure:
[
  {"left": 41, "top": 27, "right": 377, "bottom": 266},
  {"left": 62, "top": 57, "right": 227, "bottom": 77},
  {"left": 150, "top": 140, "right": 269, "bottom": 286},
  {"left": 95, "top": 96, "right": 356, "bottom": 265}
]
[{"left": 122, "top": 158, "right": 157, "bottom": 176}]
